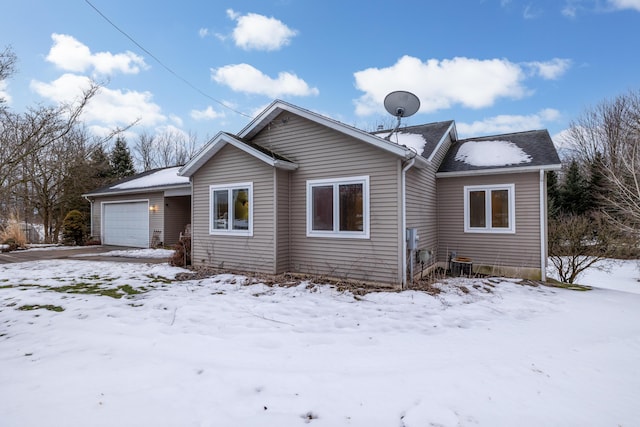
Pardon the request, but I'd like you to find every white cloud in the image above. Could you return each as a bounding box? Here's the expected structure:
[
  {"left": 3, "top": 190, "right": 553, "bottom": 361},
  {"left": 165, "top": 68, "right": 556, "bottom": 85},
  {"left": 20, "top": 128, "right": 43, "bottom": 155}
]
[
  {"left": 525, "top": 58, "right": 572, "bottom": 79},
  {"left": 191, "top": 106, "right": 225, "bottom": 121},
  {"left": 30, "top": 73, "right": 166, "bottom": 128},
  {"left": 608, "top": 0, "right": 640, "bottom": 11},
  {"left": 523, "top": 4, "right": 543, "bottom": 19},
  {"left": 562, "top": 4, "right": 577, "bottom": 17},
  {"left": 211, "top": 63, "right": 319, "bottom": 98},
  {"left": 169, "top": 114, "right": 184, "bottom": 127},
  {"left": 0, "top": 80, "right": 10, "bottom": 104},
  {"left": 198, "top": 28, "right": 209, "bottom": 38},
  {"left": 353, "top": 55, "right": 528, "bottom": 116},
  {"left": 456, "top": 109, "right": 561, "bottom": 137},
  {"left": 226, "top": 9, "right": 297, "bottom": 51},
  {"left": 46, "top": 33, "right": 147, "bottom": 76}
]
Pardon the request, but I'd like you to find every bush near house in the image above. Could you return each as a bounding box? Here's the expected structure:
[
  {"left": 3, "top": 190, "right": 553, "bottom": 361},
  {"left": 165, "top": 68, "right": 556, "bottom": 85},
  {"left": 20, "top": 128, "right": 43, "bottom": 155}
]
[
  {"left": 62, "top": 210, "right": 87, "bottom": 246},
  {"left": 169, "top": 236, "right": 191, "bottom": 267}
]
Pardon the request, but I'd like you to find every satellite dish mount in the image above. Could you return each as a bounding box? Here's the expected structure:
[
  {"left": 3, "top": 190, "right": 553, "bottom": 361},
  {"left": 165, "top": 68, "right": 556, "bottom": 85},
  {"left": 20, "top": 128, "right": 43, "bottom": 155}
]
[{"left": 383, "top": 91, "right": 420, "bottom": 141}]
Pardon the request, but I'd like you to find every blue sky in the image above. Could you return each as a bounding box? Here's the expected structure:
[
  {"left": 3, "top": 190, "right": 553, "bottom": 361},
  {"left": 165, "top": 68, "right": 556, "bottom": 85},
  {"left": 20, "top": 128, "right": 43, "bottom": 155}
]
[{"left": 1, "top": 0, "right": 639, "bottom": 148}]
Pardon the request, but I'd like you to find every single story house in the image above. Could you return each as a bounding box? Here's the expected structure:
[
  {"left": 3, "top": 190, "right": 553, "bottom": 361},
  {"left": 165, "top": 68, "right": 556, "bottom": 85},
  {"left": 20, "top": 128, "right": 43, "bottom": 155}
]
[
  {"left": 83, "top": 166, "right": 191, "bottom": 248},
  {"left": 175, "top": 100, "right": 561, "bottom": 287}
]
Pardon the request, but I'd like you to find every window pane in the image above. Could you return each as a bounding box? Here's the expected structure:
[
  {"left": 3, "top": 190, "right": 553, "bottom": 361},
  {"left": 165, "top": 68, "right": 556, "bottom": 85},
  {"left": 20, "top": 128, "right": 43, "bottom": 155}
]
[
  {"left": 312, "top": 185, "right": 333, "bottom": 231},
  {"left": 232, "top": 188, "right": 249, "bottom": 230},
  {"left": 339, "top": 183, "right": 363, "bottom": 231},
  {"left": 469, "top": 190, "right": 486, "bottom": 228},
  {"left": 213, "top": 190, "right": 228, "bottom": 230},
  {"left": 491, "top": 189, "right": 509, "bottom": 228}
]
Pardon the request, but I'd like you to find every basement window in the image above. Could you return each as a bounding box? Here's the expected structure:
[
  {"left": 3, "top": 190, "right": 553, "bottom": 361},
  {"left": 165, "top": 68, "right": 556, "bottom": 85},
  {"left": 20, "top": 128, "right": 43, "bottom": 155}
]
[
  {"left": 464, "top": 184, "right": 515, "bottom": 233},
  {"left": 209, "top": 182, "right": 253, "bottom": 236},
  {"left": 306, "top": 176, "right": 370, "bottom": 239}
]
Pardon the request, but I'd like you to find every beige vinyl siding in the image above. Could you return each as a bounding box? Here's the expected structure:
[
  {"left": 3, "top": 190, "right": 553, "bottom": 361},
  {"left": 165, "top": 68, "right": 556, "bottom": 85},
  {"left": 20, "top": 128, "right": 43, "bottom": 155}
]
[
  {"left": 251, "top": 113, "right": 402, "bottom": 284},
  {"left": 91, "top": 192, "right": 164, "bottom": 247},
  {"left": 275, "top": 168, "right": 290, "bottom": 273},
  {"left": 437, "top": 172, "right": 541, "bottom": 271},
  {"left": 163, "top": 195, "right": 190, "bottom": 246},
  {"left": 191, "top": 144, "right": 276, "bottom": 274},
  {"left": 405, "top": 163, "right": 438, "bottom": 268}
]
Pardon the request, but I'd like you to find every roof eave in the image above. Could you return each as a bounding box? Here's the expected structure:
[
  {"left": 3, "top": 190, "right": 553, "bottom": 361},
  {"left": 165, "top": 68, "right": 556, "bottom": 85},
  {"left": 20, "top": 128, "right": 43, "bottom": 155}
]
[
  {"left": 427, "top": 121, "right": 457, "bottom": 162},
  {"left": 82, "top": 183, "right": 192, "bottom": 198},
  {"left": 180, "top": 132, "right": 299, "bottom": 175},
  {"left": 436, "top": 163, "right": 562, "bottom": 178},
  {"left": 238, "top": 100, "right": 413, "bottom": 159}
]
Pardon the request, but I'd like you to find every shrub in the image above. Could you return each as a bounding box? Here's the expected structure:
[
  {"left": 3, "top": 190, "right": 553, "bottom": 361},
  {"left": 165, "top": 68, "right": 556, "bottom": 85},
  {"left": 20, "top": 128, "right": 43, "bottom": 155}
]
[
  {"left": 62, "top": 210, "right": 87, "bottom": 246},
  {"left": 0, "top": 216, "right": 27, "bottom": 250},
  {"left": 169, "top": 236, "right": 191, "bottom": 267}
]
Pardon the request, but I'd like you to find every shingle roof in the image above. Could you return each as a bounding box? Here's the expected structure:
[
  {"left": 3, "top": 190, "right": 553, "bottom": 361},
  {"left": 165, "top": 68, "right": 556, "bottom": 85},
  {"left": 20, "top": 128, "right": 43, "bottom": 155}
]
[
  {"left": 372, "top": 120, "right": 455, "bottom": 159},
  {"left": 437, "top": 129, "right": 561, "bottom": 174},
  {"left": 83, "top": 166, "right": 190, "bottom": 197}
]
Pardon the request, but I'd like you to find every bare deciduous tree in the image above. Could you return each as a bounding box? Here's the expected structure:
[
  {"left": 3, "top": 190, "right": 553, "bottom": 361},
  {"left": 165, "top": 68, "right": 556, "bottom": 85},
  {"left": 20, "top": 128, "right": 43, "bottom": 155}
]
[
  {"left": 562, "top": 89, "right": 640, "bottom": 230},
  {"left": 0, "top": 82, "right": 100, "bottom": 193},
  {"left": 134, "top": 131, "right": 156, "bottom": 172},
  {"left": 548, "top": 213, "right": 634, "bottom": 283}
]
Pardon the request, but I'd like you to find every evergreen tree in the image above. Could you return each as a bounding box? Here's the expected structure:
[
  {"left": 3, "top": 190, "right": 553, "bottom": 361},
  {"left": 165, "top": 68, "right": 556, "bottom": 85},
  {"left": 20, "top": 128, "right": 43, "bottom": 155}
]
[
  {"left": 109, "top": 137, "right": 136, "bottom": 179},
  {"left": 89, "top": 144, "right": 113, "bottom": 187},
  {"left": 547, "top": 170, "right": 561, "bottom": 216},
  {"left": 586, "top": 151, "right": 607, "bottom": 212},
  {"left": 559, "top": 160, "right": 589, "bottom": 215}
]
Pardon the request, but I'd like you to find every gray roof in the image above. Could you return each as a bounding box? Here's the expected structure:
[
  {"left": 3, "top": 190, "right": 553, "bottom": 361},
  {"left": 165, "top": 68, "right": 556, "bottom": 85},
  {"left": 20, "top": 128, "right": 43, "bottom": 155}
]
[
  {"left": 83, "top": 166, "right": 190, "bottom": 197},
  {"left": 372, "top": 120, "right": 455, "bottom": 159},
  {"left": 438, "top": 129, "right": 561, "bottom": 175}
]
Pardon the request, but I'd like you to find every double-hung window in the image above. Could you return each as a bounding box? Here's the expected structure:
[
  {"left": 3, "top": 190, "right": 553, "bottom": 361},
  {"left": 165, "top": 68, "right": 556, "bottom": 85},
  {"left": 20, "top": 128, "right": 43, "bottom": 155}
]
[
  {"left": 464, "top": 184, "right": 515, "bottom": 233},
  {"left": 306, "top": 176, "right": 370, "bottom": 238},
  {"left": 209, "top": 182, "right": 253, "bottom": 236}
]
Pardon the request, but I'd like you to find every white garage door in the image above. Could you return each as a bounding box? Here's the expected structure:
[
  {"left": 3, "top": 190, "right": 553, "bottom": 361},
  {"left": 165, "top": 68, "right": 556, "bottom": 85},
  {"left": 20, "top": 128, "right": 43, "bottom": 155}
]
[{"left": 103, "top": 202, "right": 149, "bottom": 247}]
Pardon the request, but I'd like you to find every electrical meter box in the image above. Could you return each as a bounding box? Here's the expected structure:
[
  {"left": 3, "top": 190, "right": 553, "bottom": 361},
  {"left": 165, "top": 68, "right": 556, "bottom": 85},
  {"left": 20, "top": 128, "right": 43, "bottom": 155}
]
[{"left": 406, "top": 228, "right": 419, "bottom": 251}]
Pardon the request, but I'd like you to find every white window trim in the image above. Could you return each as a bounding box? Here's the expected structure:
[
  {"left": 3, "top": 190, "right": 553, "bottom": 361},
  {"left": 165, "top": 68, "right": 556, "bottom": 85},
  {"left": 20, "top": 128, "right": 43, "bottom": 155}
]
[
  {"left": 306, "top": 176, "right": 370, "bottom": 239},
  {"left": 209, "top": 182, "right": 253, "bottom": 236},
  {"left": 464, "top": 183, "right": 516, "bottom": 234}
]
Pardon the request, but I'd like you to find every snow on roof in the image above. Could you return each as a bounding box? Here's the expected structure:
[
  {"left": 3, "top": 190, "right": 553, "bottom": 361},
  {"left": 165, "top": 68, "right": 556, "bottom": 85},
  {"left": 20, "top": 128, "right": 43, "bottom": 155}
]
[
  {"left": 455, "top": 140, "right": 532, "bottom": 167},
  {"left": 111, "top": 167, "right": 189, "bottom": 190},
  {"left": 376, "top": 131, "right": 428, "bottom": 155}
]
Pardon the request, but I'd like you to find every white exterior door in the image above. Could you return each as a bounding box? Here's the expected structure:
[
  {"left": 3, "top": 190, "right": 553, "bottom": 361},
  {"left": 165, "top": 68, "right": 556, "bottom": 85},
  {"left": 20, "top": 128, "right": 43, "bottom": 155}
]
[{"left": 102, "top": 201, "right": 149, "bottom": 247}]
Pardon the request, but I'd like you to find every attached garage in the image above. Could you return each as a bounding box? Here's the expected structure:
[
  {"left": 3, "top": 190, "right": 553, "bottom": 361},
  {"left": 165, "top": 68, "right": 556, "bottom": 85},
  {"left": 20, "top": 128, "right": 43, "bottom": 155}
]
[
  {"left": 83, "top": 167, "right": 191, "bottom": 248},
  {"left": 102, "top": 201, "right": 149, "bottom": 247}
]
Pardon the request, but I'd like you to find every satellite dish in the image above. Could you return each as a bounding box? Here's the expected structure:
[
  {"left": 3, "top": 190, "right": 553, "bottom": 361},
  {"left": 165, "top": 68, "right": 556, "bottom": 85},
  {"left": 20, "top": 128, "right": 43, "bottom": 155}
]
[
  {"left": 384, "top": 91, "right": 420, "bottom": 118},
  {"left": 383, "top": 91, "right": 420, "bottom": 141}
]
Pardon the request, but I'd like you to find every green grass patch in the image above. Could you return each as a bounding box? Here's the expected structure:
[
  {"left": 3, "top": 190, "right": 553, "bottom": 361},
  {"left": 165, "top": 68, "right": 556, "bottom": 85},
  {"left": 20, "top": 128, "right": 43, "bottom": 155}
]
[
  {"left": 49, "top": 282, "right": 144, "bottom": 299},
  {"left": 145, "top": 274, "right": 172, "bottom": 284},
  {"left": 18, "top": 304, "right": 65, "bottom": 312}
]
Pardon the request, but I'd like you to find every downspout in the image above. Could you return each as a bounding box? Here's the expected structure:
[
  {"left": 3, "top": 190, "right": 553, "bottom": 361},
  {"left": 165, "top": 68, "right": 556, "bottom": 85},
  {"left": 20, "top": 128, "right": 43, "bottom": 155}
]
[
  {"left": 401, "top": 157, "right": 416, "bottom": 289},
  {"left": 539, "top": 169, "right": 547, "bottom": 281}
]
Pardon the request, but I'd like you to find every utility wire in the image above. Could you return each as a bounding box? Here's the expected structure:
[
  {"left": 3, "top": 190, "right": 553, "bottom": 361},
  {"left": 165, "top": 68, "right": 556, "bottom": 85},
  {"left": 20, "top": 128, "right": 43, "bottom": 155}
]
[{"left": 84, "top": 0, "right": 252, "bottom": 119}]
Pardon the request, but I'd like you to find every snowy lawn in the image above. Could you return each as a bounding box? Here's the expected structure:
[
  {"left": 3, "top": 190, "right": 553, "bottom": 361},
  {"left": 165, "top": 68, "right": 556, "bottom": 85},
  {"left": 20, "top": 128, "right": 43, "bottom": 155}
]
[{"left": 1, "top": 259, "right": 639, "bottom": 427}]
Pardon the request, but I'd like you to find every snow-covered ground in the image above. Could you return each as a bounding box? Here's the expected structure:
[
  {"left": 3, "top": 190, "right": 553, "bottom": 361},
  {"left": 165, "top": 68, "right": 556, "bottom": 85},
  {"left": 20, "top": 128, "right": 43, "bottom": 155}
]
[{"left": 1, "top": 257, "right": 639, "bottom": 427}]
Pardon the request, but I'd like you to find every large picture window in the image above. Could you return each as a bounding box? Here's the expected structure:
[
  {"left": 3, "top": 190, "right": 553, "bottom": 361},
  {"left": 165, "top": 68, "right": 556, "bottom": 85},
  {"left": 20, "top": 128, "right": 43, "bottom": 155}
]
[
  {"left": 306, "top": 176, "right": 369, "bottom": 238},
  {"left": 464, "top": 184, "right": 515, "bottom": 233},
  {"left": 209, "top": 182, "right": 253, "bottom": 236}
]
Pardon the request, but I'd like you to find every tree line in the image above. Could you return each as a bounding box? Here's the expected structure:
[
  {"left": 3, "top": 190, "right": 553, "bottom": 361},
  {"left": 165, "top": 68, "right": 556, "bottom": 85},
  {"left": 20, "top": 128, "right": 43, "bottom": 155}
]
[
  {"left": 0, "top": 46, "right": 196, "bottom": 244},
  {"left": 547, "top": 89, "right": 640, "bottom": 283}
]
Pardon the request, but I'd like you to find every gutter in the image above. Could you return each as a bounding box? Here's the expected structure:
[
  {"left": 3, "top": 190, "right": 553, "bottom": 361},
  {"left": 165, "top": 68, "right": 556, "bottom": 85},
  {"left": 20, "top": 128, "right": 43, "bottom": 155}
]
[
  {"left": 436, "top": 163, "right": 562, "bottom": 178},
  {"left": 539, "top": 169, "right": 547, "bottom": 281},
  {"left": 401, "top": 156, "right": 416, "bottom": 289}
]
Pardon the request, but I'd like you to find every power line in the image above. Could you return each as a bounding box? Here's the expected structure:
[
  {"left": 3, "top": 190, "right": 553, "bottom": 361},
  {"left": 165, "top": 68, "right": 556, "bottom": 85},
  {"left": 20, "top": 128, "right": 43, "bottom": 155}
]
[{"left": 84, "top": 0, "right": 252, "bottom": 119}]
